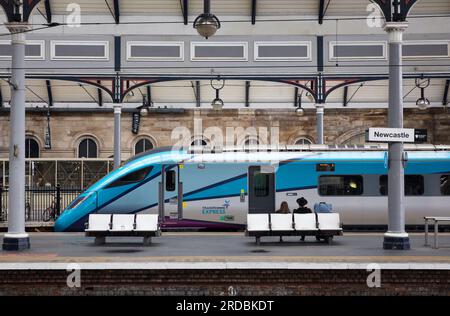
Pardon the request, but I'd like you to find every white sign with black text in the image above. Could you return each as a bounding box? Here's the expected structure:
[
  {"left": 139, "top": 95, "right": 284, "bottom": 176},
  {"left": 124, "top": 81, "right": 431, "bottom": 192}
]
[{"left": 366, "top": 128, "right": 415, "bottom": 143}]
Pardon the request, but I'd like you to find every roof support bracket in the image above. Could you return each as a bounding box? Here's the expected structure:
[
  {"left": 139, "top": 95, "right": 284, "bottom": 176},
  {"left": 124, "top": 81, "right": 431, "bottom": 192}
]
[
  {"left": 443, "top": 79, "right": 450, "bottom": 106},
  {"left": 46, "top": 80, "right": 53, "bottom": 107}
]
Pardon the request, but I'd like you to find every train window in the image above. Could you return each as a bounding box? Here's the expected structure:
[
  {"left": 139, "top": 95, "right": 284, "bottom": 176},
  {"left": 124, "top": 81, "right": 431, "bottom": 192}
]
[
  {"left": 254, "top": 171, "right": 269, "bottom": 197},
  {"left": 316, "top": 163, "right": 335, "bottom": 172},
  {"left": 166, "top": 170, "right": 176, "bottom": 192},
  {"left": 379, "top": 175, "right": 424, "bottom": 196},
  {"left": 441, "top": 175, "right": 450, "bottom": 196},
  {"left": 106, "top": 166, "right": 152, "bottom": 188},
  {"left": 318, "top": 175, "right": 363, "bottom": 196}
]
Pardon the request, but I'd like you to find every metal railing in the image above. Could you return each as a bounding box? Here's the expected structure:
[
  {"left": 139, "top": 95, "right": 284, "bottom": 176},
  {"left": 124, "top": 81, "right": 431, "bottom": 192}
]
[{"left": 0, "top": 185, "right": 82, "bottom": 223}]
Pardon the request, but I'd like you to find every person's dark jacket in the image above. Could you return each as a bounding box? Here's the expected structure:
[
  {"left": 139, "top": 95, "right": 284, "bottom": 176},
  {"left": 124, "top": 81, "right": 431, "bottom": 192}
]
[{"left": 294, "top": 207, "right": 312, "bottom": 214}]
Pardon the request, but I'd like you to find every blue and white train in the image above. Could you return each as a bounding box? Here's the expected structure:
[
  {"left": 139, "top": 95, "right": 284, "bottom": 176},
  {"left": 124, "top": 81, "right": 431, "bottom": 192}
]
[{"left": 54, "top": 145, "right": 450, "bottom": 232}]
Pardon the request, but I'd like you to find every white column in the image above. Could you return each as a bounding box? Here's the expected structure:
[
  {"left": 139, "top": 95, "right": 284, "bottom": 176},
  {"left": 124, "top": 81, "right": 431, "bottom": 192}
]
[
  {"left": 383, "top": 22, "right": 410, "bottom": 250},
  {"left": 315, "top": 104, "right": 324, "bottom": 144},
  {"left": 2, "top": 23, "right": 31, "bottom": 251},
  {"left": 113, "top": 104, "right": 122, "bottom": 169}
]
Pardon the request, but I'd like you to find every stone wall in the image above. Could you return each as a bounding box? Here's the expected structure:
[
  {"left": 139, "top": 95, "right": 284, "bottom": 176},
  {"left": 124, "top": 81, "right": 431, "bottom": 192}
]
[{"left": 0, "top": 108, "right": 449, "bottom": 159}]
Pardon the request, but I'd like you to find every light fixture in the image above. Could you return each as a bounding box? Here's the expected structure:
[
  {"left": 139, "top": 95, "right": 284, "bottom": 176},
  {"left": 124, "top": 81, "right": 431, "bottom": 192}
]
[
  {"left": 210, "top": 78, "right": 225, "bottom": 111},
  {"left": 193, "top": 0, "right": 221, "bottom": 39},
  {"left": 415, "top": 78, "right": 430, "bottom": 110},
  {"left": 138, "top": 96, "right": 153, "bottom": 117},
  {"left": 295, "top": 92, "right": 304, "bottom": 116}
]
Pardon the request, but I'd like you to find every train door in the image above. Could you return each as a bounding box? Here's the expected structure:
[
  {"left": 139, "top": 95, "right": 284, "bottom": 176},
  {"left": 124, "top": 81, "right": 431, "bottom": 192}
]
[
  {"left": 248, "top": 166, "right": 276, "bottom": 214},
  {"left": 158, "top": 165, "right": 183, "bottom": 222}
]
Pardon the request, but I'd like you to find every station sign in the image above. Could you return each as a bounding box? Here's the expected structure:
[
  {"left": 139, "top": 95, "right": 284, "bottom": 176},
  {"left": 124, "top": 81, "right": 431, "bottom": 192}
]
[{"left": 365, "top": 128, "right": 427, "bottom": 143}]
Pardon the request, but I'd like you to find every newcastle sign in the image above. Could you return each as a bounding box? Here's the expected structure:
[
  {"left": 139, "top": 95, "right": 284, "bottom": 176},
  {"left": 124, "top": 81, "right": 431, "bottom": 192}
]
[{"left": 365, "top": 128, "right": 427, "bottom": 143}]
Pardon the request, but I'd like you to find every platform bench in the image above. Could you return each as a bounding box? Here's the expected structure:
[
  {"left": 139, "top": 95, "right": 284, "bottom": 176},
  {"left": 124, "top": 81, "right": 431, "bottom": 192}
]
[
  {"left": 246, "top": 213, "right": 343, "bottom": 245},
  {"left": 85, "top": 214, "right": 161, "bottom": 246}
]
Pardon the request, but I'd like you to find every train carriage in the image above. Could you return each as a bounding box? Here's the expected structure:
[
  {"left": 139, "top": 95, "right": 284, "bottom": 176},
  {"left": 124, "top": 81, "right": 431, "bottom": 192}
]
[{"left": 54, "top": 145, "right": 450, "bottom": 232}]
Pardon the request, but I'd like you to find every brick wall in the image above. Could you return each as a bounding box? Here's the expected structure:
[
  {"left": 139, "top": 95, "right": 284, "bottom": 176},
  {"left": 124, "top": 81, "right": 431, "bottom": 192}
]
[{"left": 0, "top": 269, "right": 449, "bottom": 296}]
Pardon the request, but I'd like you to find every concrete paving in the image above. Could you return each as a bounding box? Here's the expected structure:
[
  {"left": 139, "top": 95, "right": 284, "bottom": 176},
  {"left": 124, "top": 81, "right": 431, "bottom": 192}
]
[{"left": 1, "top": 232, "right": 450, "bottom": 269}]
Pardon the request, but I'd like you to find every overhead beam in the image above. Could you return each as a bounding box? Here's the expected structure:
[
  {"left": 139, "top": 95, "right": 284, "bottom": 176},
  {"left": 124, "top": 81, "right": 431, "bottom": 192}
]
[
  {"left": 44, "top": 0, "right": 52, "bottom": 24},
  {"left": 195, "top": 81, "right": 201, "bottom": 107},
  {"left": 251, "top": 0, "right": 257, "bottom": 25},
  {"left": 182, "top": 0, "right": 189, "bottom": 25},
  {"left": 343, "top": 86, "right": 348, "bottom": 107},
  {"left": 146, "top": 85, "right": 152, "bottom": 105},
  {"left": 245, "top": 81, "right": 251, "bottom": 107},
  {"left": 46, "top": 80, "right": 53, "bottom": 107},
  {"left": 443, "top": 80, "right": 450, "bottom": 106},
  {"left": 294, "top": 87, "right": 299, "bottom": 107},
  {"left": 319, "top": 0, "right": 325, "bottom": 24},
  {"left": 97, "top": 80, "right": 103, "bottom": 107},
  {"left": 113, "top": 0, "right": 120, "bottom": 24}
]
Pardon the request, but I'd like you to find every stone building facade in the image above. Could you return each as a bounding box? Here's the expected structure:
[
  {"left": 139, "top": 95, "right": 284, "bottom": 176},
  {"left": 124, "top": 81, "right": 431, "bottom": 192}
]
[{"left": 0, "top": 108, "right": 449, "bottom": 160}]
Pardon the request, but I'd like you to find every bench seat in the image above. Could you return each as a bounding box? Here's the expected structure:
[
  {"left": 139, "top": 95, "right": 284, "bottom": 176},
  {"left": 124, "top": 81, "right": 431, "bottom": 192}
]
[
  {"left": 85, "top": 213, "right": 161, "bottom": 245},
  {"left": 246, "top": 213, "right": 342, "bottom": 245}
]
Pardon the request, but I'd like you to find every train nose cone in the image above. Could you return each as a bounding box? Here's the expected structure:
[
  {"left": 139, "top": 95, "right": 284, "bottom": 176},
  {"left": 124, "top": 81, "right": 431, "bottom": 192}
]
[{"left": 54, "top": 213, "right": 67, "bottom": 232}]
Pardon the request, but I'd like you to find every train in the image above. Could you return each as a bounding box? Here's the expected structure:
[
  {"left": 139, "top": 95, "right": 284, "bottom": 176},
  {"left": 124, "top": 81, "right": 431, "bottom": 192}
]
[{"left": 54, "top": 144, "right": 450, "bottom": 232}]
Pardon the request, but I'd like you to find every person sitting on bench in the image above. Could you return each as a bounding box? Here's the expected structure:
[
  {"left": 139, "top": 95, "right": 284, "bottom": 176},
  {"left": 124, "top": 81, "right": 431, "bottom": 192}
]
[
  {"left": 275, "top": 201, "right": 291, "bottom": 242},
  {"left": 276, "top": 201, "right": 291, "bottom": 214},
  {"left": 293, "top": 197, "right": 312, "bottom": 214},
  {"left": 293, "top": 197, "right": 312, "bottom": 241}
]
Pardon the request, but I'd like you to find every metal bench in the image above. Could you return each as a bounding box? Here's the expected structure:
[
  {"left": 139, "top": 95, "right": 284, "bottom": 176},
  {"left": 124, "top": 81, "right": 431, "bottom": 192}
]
[
  {"left": 246, "top": 213, "right": 343, "bottom": 245},
  {"left": 85, "top": 213, "right": 161, "bottom": 245},
  {"left": 424, "top": 216, "right": 450, "bottom": 249}
]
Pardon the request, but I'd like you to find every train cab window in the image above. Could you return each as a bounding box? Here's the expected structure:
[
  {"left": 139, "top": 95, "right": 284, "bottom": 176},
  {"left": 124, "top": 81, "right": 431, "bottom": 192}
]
[
  {"left": 106, "top": 166, "right": 152, "bottom": 188},
  {"left": 318, "top": 175, "right": 363, "bottom": 196},
  {"left": 379, "top": 175, "right": 424, "bottom": 196},
  {"left": 166, "top": 170, "right": 176, "bottom": 192},
  {"left": 254, "top": 171, "right": 269, "bottom": 197},
  {"left": 441, "top": 175, "right": 450, "bottom": 196}
]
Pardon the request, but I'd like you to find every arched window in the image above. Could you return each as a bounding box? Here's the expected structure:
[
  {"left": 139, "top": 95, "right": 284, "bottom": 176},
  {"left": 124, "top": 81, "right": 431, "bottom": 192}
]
[
  {"left": 25, "top": 137, "right": 40, "bottom": 158},
  {"left": 190, "top": 138, "right": 208, "bottom": 147},
  {"left": 341, "top": 133, "right": 366, "bottom": 146},
  {"left": 135, "top": 138, "right": 154, "bottom": 155},
  {"left": 294, "top": 137, "right": 313, "bottom": 145},
  {"left": 78, "top": 138, "right": 98, "bottom": 158},
  {"left": 243, "top": 137, "right": 260, "bottom": 146}
]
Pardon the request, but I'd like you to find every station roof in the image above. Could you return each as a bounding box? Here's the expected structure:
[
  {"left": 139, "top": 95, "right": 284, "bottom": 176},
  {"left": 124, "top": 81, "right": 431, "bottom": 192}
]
[
  {"left": 30, "top": 0, "right": 450, "bottom": 19},
  {"left": 0, "top": 1, "right": 448, "bottom": 109}
]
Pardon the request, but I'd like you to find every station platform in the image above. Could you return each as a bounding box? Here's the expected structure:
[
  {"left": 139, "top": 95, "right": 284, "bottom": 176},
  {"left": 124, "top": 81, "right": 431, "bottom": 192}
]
[
  {"left": 1, "top": 232, "right": 450, "bottom": 267},
  {"left": 1, "top": 233, "right": 449, "bottom": 296}
]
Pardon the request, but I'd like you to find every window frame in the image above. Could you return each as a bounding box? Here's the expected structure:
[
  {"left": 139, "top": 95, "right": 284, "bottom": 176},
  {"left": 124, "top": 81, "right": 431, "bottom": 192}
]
[
  {"left": 25, "top": 137, "right": 40, "bottom": 158},
  {"left": 0, "top": 40, "right": 45, "bottom": 60},
  {"left": 318, "top": 175, "right": 364, "bottom": 196},
  {"left": 329, "top": 41, "right": 387, "bottom": 61},
  {"left": 126, "top": 41, "right": 185, "bottom": 62},
  {"left": 165, "top": 170, "right": 176, "bottom": 192},
  {"left": 134, "top": 138, "right": 155, "bottom": 155},
  {"left": 379, "top": 174, "right": 425, "bottom": 196},
  {"left": 440, "top": 174, "right": 450, "bottom": 196},
  {"left": 402, "top": 40, "right": 450, "bottom": 60},
  {"left": 190, "top": 41, "right": 248, "bottom": 62},
  {"left": 77, "top": 137, "right": 98, "bottom": 159},
  {"left": 254, "top": 41, "right": 312, "bottom": 61},
  {"left": 51, "top": 41, "right": 110, "bottom": 61},
  {"left": 105, "top": 166, "right": 153, "bottom": 189}
]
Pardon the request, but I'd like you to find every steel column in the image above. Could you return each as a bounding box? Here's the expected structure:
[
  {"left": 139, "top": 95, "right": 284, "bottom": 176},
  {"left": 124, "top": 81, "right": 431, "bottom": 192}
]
[
  {"left": 383, "top": 22, "right": 410, "bottom": 250},
  {"left": 113, "top": 104, "right": 122, "bottom": 169},
  {"left": 316, "top": 105, "right": 324, "bottom": 144},
  {"left": 2, "top": 23, "right": 30, "bottom": 251}
]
